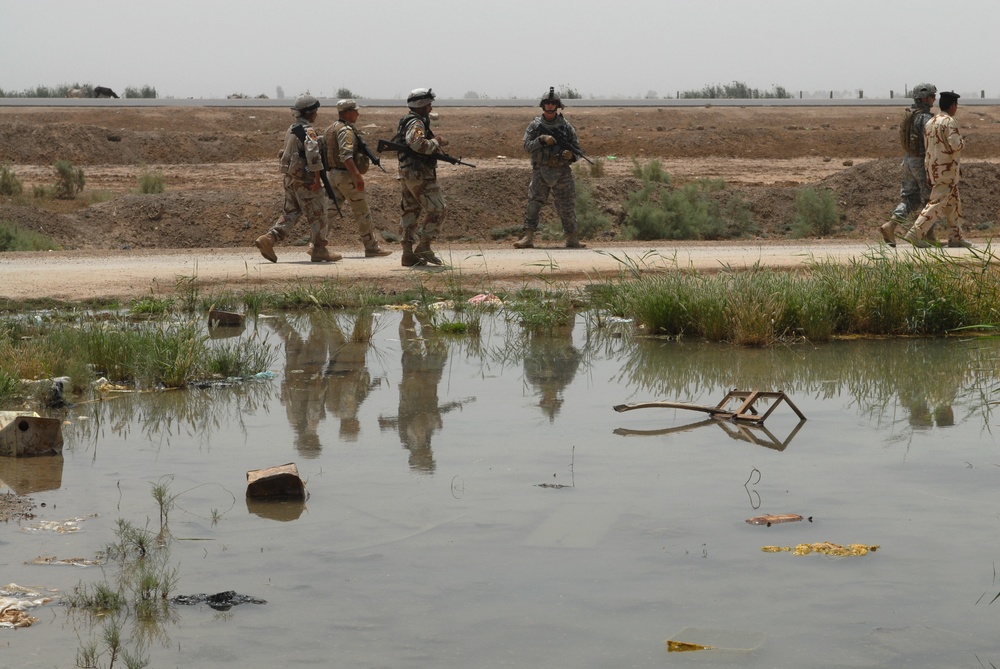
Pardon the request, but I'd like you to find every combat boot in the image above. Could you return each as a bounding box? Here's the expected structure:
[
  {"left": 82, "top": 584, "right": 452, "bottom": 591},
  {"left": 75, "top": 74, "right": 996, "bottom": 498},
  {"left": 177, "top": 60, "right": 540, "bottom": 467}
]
[
  {"left": 565, "top": 232, "right": 586, "bottom": 249},
  {"left": 400, "top": 241, "right": 423, "bottom": 267},
  {"left": 362, "top": 234, "right": 392, "bottom": 257},
  {"left": 513, "top": 230, "right": 535, "bottom": 249},
  {"left": 310, "top": 243, "right": 342, "bottom": 263},
  {"left": 879, "top": 220, "right": 898, "bottom": 247},
  {"left": 254, "top": 232, "right": 278, "bottom": 263},
  {"left": 947, "top": 238, "right": 973, "bottom": 249},
  {"left": 902, "top": 230, "right": 931, "bottom": 248},
  {"left": 414, "top": 240, "right": 443, "bottom": 266}
]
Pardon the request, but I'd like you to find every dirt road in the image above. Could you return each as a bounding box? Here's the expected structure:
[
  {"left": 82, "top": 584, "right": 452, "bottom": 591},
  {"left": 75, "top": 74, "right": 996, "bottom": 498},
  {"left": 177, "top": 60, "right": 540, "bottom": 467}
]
[{"left": 0, "top": 240, "right": 928, "bottom": 303}]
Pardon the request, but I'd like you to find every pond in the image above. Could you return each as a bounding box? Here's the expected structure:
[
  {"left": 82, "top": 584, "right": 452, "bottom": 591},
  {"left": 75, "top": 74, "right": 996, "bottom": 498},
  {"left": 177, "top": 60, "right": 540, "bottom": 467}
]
[{"left": 3, "top": 309, "right": 999, "bottom": 668}]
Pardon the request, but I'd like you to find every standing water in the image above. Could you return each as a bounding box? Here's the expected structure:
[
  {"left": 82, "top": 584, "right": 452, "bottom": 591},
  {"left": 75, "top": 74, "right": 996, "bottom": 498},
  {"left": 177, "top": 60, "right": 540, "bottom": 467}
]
[{"left": 2, "top": 309, "right": 998, "bottom": 668}]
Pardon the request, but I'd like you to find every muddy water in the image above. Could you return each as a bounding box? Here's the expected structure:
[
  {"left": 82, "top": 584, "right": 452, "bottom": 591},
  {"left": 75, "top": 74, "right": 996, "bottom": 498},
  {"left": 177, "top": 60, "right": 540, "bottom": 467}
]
[{"left": 3, "top": 310, "right": 999, "bottom": 667}]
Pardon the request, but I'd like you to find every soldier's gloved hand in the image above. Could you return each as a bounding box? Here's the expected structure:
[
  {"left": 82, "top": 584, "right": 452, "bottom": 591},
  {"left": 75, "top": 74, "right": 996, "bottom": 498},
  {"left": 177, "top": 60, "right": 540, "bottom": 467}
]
[
  {"left": 436, "top": 136, "right": 449, "bottom": 148},
  {"left": 539, "top": 135, "right": 556, "bottom": 146},
  {"left": 561, "top": 150, "right": 574, "bottom": 160}
]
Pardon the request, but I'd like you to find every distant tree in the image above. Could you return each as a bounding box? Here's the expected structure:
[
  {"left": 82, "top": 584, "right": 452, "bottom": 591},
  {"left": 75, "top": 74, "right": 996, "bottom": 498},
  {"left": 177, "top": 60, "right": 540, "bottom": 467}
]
[
  {"left": 679, "top": 81, "right": 791, "bottom": 99},
  {"left": 463, "top": 90, "right": 481, "bottom": 100},
  {"left": 645, "top": 90, "right": 658, "bottom": 99},
  {"left": 336, "top": 87, "right": 357, "bottom": 99},
  {"left": 276, "top": 85, "right": 285, "bottom": 99},
  {"left": 558, "top": 85, "right": 582, "bottom": 99},
  {"left": 124, "top": 85, "right": 157, "bottom": 99}
]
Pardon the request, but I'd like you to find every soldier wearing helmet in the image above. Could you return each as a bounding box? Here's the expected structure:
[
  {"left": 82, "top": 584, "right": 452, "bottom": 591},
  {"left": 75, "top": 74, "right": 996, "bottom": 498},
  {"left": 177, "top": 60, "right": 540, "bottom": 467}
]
[
  {"left": 514, "top": 86, "right": 586, "bottom": 249},
  {"left": 392, "top": 87, "right": 449, "bottom": 266},
  {"left": 323, "top": 99, "right": 392, "bottom": 258},
  {"left": 254, "top": 94, "right": 342, "bottom": 263},
  {"left": 880, "top": 83, "right": 937, "bottom": 247}
]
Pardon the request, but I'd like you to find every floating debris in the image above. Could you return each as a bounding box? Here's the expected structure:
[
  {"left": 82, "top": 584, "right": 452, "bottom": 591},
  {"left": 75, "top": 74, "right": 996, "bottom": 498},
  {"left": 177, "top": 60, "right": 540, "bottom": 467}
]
[
  {"left": 762, "top": 542, "right": 879, "bottom": 557},
  {"left": 667, "top": 640, "right": 713, "bottom": 652},
  {"left": 0, "top": 583, "right": 57, "bottom": 628},
  {"left": 20, "top": 515, "right": 96, "bottom": 533},
  {"left": 745, "top": 514, "right": 806, "bottom": 526},
  {"left": 28, "top": 555, "right": 104, "bottom": 567},
  {"left": 172, "top": 591, "right": 266, "bottom": 611}
]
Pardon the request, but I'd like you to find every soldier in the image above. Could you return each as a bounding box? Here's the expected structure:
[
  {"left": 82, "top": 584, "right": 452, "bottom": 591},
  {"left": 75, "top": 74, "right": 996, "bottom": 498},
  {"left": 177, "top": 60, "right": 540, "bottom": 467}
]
[
  {"left": 880, "top": 83, "right": 937, "bottom": 247},
  {"left": 394, "top": 88, "right": 448, "bottom": 266},
  {"left": 323, "top": 99, "right": 392, "bottom": 257},
  {"left": 902, "top": 91, "right": 972, "bottom": 249},
  {"left": 514, "top": 86, "right": 586, "bottom": 249},
  {"left": 254, "top": 94, "right": 341, "bottom": 264}
]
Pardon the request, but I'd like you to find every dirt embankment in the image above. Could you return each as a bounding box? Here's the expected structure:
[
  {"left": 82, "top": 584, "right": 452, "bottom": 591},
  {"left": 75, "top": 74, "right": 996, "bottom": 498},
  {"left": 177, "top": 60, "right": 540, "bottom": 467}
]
[{"left": 1, "top": 105, "right": 999, "bottom": 251}]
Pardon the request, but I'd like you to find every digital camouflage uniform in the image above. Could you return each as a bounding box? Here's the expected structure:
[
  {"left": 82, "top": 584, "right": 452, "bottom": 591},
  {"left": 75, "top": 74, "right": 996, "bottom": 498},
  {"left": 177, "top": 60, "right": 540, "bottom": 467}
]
[
  {"left": 396, "top": 109, "right": 447, "bottom": 263},
  {"left": 906, "top": 111, "right": 966, "bottom": 245},
  {"left": 522, "top": 114, "right": 581, "bottom": 237},
  {"left": 324, "top": 102, "right": 391, "bottom": 256},
  {"left": 270, "top": 119, "right": 330, "bottom": 249},
  {"left": 890, "top": 101, "right": 934, "bottom": 223}
]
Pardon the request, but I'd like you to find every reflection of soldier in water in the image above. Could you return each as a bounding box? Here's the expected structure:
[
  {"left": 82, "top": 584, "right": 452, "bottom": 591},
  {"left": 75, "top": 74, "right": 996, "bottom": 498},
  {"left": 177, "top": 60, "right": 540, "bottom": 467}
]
[
  {"left": 270, "top": 312, "right": 377, "bottom": 457},
  {"left": 893, "top": 342, "right": 960, "bottom": 429},
  {"left": 392, "top": 311, "right": 447, "bottom": 473},
  {"left": 325, "top": 312, "right": 380, "bottom": 442},
  {"left": 523, "top": 326, "right": 582, "bottom": 421}
]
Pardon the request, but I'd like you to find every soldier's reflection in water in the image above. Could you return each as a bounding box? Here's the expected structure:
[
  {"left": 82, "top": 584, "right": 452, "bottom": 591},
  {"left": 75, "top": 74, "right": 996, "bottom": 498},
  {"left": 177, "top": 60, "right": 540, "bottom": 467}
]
[
  {"left": 270, "top": 312, "right": 379, "bottom": 457},
  {"left": 523, "top": 326, "right": 582, "bottom": 422}
]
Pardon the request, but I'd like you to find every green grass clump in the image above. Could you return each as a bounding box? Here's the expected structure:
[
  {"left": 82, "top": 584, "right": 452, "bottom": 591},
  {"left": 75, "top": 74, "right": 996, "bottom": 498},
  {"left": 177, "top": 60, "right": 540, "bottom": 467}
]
[
  {"left": 622, "top": 178, "right": 751, "bottom": 241},
  {"left": 631, "top": 159, "right": 670, "bottom": 183},
  {"left": 0, "top": 164, "right": 23, "bottom": 196},
  {"left": 574, "top": 181, "right": 611, "bottom": 240},
  {"left": 53, "top": 160, "right": 85, "bottom": 199},
  {"left": 792, "top": 187, "right": 840, "bottom": 237},
  {"left": 0, "top": 221, "right": 60, "bottom": 251},
  {"left": 594, "top": 246, "right": 1000, "bottom": 345},
  {"left": 138, "top": 170, "right": 165, "bottom": 194}
]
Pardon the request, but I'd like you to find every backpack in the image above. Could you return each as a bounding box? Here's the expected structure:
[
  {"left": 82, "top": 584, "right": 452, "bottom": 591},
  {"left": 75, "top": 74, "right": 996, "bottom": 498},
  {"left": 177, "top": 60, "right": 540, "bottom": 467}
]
[{"left": 899, "top": 108, "right": 920, "bottom": 155}]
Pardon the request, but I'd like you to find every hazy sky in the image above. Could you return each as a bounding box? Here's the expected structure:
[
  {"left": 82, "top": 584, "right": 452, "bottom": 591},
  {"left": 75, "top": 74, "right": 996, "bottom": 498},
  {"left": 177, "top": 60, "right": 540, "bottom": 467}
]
[{"left": 2, "top": 0, "right": 997, "bottom": 100}]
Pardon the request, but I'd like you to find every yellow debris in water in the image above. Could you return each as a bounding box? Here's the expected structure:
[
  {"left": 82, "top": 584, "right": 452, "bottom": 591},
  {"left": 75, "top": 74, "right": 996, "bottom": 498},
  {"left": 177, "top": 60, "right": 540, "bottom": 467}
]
[
  {"left": 762, "top": 542, "right": 879, "bottom": 556},
  {"left": 666, "top": 640, "right": 714, "bottom": 652}
]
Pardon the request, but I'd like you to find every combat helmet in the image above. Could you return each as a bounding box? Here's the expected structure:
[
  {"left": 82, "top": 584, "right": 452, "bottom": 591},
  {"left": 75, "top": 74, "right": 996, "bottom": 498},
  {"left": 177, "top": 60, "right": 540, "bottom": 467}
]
[
  {"left": 540, "top": 86, "right": 564, "bottom": 109},
  {"left": 291, "top": 94, "right": 321, "bottom": 114},
  {"left": 407, "top": 88, "right": 435, "bottom": 109},
  {"left": 911, "top": 83, "right": 937, "bottom": 100}
]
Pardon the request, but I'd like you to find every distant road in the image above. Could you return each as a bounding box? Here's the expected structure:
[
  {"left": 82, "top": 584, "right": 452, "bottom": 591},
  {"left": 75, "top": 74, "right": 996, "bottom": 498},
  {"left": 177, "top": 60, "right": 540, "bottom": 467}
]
[{"left": 4, "top": 98, "right": 1000, "bottom": 109}]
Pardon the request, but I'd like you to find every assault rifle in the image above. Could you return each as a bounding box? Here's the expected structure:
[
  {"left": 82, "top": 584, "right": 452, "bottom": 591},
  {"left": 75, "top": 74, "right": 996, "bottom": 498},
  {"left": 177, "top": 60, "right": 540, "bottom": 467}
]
[
  {"left": 546, "top": 125, "right": 594, "bottom": 165},
  {"left": 355, "top": 132, "right": 387, "bottom": 173},
  {"left": 376, "top": 138, "right": 477, "bottom": 168}
]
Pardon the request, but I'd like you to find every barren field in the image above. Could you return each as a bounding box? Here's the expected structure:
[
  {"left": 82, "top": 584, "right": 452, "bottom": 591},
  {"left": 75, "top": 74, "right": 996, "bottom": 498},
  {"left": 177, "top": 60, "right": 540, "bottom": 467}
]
[{"left": 1, "top": 104, "right": 999, "bottom": 299}]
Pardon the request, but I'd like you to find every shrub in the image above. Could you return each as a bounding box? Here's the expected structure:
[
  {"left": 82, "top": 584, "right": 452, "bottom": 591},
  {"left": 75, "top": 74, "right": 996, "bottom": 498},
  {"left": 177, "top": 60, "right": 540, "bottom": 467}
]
[
  {"left": 123, "top": 85, "right": 157, "bottom": 99},
  {"left": 0, "top": 164, "right": 22, "bottom": 196},
  {"left": 138, "top": 170, "right": 165, "bottom": 194},
  {"left": 623, "top": 179, "right": 751, "bottom": 241},
  {"left": 0, "top": 221, "right": 60, "bottom": 251},
  {"left": 793, "top": 187, "right": 840, "bottom": 237},
  {"left": 336, "top": 87, "right": 357, "bottom": 99},
  {"left": 53, "top": 160, "right": 85, "bottom": 199},
  {"left": 574, "top": 181, "right": 611, "bottom": 239},
  {"left": 631, "top": 159, "right": 670, "bottom": 184}
]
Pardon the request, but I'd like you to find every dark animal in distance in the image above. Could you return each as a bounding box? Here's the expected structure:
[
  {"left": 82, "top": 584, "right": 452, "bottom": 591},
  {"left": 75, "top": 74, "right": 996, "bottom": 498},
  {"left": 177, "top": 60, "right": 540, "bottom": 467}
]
[{"left": 94, "top": 86, "right": 119, "bottom": 99}]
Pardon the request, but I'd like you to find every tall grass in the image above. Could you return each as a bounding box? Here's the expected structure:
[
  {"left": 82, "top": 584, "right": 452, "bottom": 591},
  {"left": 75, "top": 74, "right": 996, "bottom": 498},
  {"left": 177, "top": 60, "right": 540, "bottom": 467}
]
[{"left": 593, "top": 246, "right": 1000, "bottom": 345}]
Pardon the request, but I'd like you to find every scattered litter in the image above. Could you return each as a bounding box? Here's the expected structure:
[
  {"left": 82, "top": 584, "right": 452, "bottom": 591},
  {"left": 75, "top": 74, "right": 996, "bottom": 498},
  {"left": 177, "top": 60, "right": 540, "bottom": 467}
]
[
  {"left": 28, "top": 555, "right": 103, "bottom": 567},
  {"left": 605, "top": 316, "right": 632, "bottom": 325},
  {"left": 21, "top": 515, "right": 96, "bottom": 533},
  {"left": 745, "top": 514, "right": 807, "bottom": 526},
  {"left": 468, "top": 293, "right": 503, "bottom": 307},
  {"left": 430, "top": 300, "right": 454, "bottom": 310},
  {"left": 666, "top": 627, "right": 764, "bottom": 652},
  {"left": 172, "top": 591, "right": 266, "bottom": 611},
  {"left": 762, "top": 542, "right": 879, "bottom": 557},
  {"left": 0, "top": 584, "right": 58, "bottom": 629}
]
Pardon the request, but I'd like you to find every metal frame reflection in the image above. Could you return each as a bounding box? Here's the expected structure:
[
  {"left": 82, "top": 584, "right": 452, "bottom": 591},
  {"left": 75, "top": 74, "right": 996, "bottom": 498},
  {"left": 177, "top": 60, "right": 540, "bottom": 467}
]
[{"left": 613, "top": 416, "right": 806, "bottom": 451}]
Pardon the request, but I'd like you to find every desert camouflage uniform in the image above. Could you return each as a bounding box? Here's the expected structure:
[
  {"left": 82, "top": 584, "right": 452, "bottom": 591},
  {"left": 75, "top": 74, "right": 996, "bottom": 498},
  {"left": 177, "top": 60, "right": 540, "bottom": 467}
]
[
  {"left": 395, "top": 111, "right": 447, "bottom": 245},
  {"left": 268, "top": 117, "right": 330, "bottom": 248},
  {"left": 522, "top": 114, "right": 580, "bottom": 233},
  {"left": 908, "top": 112, "right": 965, "bottom": 243},
  {"left": 324, "top": 119, "right": 376, "bottom": 243},
  {"left": 890, "top": 100, "right": 935, "bottom": 223}
]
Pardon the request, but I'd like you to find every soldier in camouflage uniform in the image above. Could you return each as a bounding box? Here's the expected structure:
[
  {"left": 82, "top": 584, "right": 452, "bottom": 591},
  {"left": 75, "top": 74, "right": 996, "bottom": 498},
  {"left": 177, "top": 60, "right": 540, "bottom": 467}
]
[
  {"left": 903, "top": 91, "right": 972, "bottom": 249},
  {"left": 395, "top": 88, "right": 448, "bottom": 266},
  {"left": 514, "top": 87, "right": 586, "bottom": 249},
  {"left": 254, "top": 95, "right": 341, "bottom": 263},
  {"left": 880, "top": 83, "right": 936, "bottom": 247},
  {"left": 323, "top": 99, "right": 392, "bottom": 257}
]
